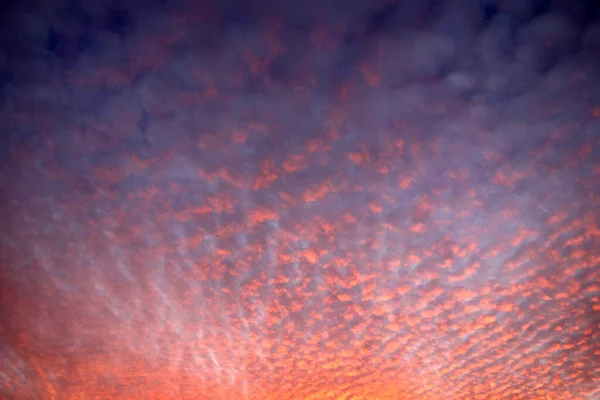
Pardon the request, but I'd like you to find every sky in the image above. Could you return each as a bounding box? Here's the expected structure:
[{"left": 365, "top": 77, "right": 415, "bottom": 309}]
[{"left": 0, "top": 0, "right": 599, "bottom": 399}]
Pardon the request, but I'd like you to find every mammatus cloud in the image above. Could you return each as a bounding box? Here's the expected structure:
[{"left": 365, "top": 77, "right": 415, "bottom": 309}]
[{"left": 1, "top": 0, "right": 599, "bottom": 398}]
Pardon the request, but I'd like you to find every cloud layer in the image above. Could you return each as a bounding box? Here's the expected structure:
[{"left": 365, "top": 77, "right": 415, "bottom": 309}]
[{"left": 1, "top": 0, "right": 599, "bottom": 398}]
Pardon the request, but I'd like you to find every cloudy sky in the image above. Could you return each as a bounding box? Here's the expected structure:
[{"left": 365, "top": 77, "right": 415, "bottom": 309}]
[{"left": 1, "top": 0, "right": 599, "bottom": 398}]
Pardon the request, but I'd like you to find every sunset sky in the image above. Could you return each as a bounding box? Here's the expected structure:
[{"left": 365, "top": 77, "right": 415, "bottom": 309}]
[{"left": 0, "top": 0, "right": 599, "bottom": 398}]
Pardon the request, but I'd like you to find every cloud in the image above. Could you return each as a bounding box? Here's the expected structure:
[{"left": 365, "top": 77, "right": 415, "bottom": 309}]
[{"left": 1, "top": 0, "right": 599, "bottom": 398}]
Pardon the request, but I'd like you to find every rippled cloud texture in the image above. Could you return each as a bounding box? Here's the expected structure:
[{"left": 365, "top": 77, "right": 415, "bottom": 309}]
[{"left": 1, "top": 0, "right": 599, "bottom": 398}]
